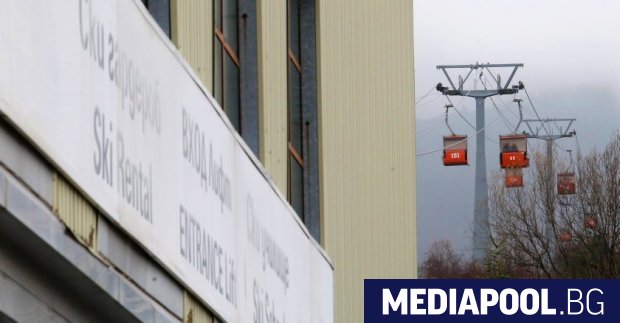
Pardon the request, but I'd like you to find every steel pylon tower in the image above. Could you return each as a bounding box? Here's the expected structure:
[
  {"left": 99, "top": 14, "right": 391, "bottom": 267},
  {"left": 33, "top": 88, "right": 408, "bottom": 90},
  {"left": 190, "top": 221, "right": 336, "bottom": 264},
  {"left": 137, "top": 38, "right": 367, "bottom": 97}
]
[
  {"left": 436, "top": 63, "right": 523, "bottom": 263},
  {"left": 522, "top": 118, "right": 576, "bottom": 250}
]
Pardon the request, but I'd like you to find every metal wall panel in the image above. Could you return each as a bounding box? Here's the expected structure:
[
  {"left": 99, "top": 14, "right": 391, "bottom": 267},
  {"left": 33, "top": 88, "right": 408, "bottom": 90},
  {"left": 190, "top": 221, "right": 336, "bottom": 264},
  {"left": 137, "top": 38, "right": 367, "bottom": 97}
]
[
  {"left": 52, "top": 173, "right": 98, "bottom": 252},
  {"left": 316, "top": 0, "right": 416, "bottom": 321},
  {"left": 97, "top": 218, "right": 185, "bottom": 318},
  {"left": 1, "top": 168, "right": 178, "bottom": 323},
  {"left": 0, "top": 119, "right": 54, "bottom": 205},
  {"left": 257, "top": 0, "right": 288, "bottom": 191},
  {"left": 183, "top": 292, "right": 214, "bottom": 323},
  {"left": 171, "top": 0, "right": 213, "bottom": 91}
]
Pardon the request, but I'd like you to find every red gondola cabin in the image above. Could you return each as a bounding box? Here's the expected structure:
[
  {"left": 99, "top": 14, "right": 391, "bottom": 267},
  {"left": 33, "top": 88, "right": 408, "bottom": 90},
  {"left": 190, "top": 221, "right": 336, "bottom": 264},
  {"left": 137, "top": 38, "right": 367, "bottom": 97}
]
[
  {"left": 557, "top": 172, "right": 576, "bottom": 195},
  {"left": 505, "top": 168, "right": 524, "bottom": 187},
  {"left": 560, "top": 231, "right": 572, "bottom": 242},
  {"left": 443, "top": 135, "right": 468, "bottom": 166},
  {"left": 499, "top": 134, "right": 529, "bottom": 168},
  {"left": 585, "top": 217, "right": 597, "bottom": 230}
]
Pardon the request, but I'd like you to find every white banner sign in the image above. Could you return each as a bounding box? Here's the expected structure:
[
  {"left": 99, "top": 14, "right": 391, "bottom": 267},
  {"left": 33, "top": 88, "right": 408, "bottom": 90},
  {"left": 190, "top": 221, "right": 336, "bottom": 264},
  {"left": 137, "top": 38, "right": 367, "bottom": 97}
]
[{"left": 0, "top": 1, "right": 333, "bottom": 322}]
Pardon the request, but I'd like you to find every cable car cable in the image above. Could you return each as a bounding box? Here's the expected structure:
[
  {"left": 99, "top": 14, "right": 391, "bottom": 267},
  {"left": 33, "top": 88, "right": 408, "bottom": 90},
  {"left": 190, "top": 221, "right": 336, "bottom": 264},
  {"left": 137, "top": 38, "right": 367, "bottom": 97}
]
[
  {"left": 554, "top": 141, "right": 569, "bottom": 152},
  {"left": 415, "top": 85, "right": 437, "bottom": 104},
  {"left": 574, "top": 132, "right": 581, "bottom": 156},
  {"left": 482, "top": 73, "right": 519, "bottom": 120},
  {"left": 444, "top": 104, "right": 456, "bottom": 135},
  {"left": 443, "top": 95, "right": 500, "bottom": 144},
  {"left": 416, "top": 126, "right": 486, "bottom": 157},
  {"left": 490, "top": 97, "right": 515, "bottom": 131},
  {"left": 442, "top": 68, "right": 511, "bottom": 142},
  {"left": 415, "top": 92, "right": 444, "bottom": 109},
  {"left": 445, "top": 95, "right": 476, "bottom": 130},
  {"left": 522, "top": 86, "right": 552, "bottom": 137},
  {"left": 415, "top": 116, "right": 445, "bottom": 136},
  {"left": 481, "top": 73, "right": 520, "bottom": 120},
  {"left": 500, "top": 94, "right": 521, "bottom": 120},
  {"left": 479, "top": 73, "right": 516, "bottom": 131}
]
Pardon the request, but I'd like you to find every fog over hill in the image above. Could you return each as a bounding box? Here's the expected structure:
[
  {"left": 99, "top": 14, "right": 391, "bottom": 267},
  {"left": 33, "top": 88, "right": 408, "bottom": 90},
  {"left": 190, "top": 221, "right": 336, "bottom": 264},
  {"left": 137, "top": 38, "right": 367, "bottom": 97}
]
[
  {"left": 415, "top": 0, "right": 620, "bottom": 262},
  {"left": 416, "top": 87, "right": 620, "bottom": 260}
]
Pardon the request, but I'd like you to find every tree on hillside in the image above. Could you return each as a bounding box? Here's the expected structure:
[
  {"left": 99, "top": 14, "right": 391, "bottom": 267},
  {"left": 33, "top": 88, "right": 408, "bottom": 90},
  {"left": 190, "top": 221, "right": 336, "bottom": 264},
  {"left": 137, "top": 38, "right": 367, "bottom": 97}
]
[
  {"left": 420, "top": 240, "right": 484, "bottom": 278},
  {"left": 488, "top": 133, "right": 620, "bottom": 278},
  {"left": 420, "top": 240, "right": 463, "bottom": 278}
]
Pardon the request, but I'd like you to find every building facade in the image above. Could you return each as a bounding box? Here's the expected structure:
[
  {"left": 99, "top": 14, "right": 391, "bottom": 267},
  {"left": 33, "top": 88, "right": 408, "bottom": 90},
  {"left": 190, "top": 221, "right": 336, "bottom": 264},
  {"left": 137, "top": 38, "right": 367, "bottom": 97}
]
[
  {"left": 172, "top": 0, "right": 417, "bottom": 321},
  {"left": 171, "top": 1, "right": 417, "bottom": 321},
  {"left": 0, "top": 0, "right": 415, "bottom": 322}
]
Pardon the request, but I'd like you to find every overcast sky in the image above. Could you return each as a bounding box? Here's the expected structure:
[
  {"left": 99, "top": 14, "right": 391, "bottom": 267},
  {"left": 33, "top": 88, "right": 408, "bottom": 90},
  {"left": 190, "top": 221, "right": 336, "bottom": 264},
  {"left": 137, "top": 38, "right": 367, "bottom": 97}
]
[{"left": 414, "top": 0, "right": 620, "bottom": 262}]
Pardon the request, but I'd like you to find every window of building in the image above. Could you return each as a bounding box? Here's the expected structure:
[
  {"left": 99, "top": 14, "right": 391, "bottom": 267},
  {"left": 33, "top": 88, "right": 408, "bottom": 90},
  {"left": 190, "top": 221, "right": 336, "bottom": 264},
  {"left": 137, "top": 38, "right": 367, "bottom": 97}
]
[
  {"left": 287, "top": 0, "right": 319, "bottom": 242},
  {"left": 214, "top": 0, "right": 241, "bottom": 132},
  {"left": 141, "top": 0, "right": 171, "bottom": 38},
  {"left": 288, "top": 0, "right": 305, "bottom": 220}
]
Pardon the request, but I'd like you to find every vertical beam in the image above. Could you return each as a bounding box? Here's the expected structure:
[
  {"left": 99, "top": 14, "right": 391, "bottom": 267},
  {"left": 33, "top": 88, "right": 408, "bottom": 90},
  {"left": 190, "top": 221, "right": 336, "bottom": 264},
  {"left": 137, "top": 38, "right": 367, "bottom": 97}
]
[
  {"left": 239, "top": 0, "right": 260, "bottom": 156},
  {"left": 170, "top": 0, "right": 213, "bottom": 91},
  {"left": 256, "top": 0, "right": 288, "bottom": 190},
  {"left": 300, "top": 0, "right": 320, "bottom": 242},
  {"left": 473, "top": 97, "right": 490, "bottom": 263},
  {"left": 546, "top": 140, "right": 554, "bottom": 192},
  {"left": 545, "top": 139, "right": 556, "bottom": 252}
]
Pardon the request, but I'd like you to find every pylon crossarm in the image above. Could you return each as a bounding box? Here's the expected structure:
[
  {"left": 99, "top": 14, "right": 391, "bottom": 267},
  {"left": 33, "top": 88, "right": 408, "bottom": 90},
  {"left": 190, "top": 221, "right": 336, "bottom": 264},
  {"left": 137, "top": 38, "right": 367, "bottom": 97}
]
[
  {"left": 461, "top": 68, "right": 475, "bottom": 89},
  {"left": 504, "top": 65, "right": 520, "bottom": 90},
  {"left": 563, "top": 119, "right": 575, "bottom": 136},
  {"left": 484, "top": 67, "right": 499, "bottom": 86},
  {"left": 440, "top": 67, "right": 457, "bottom": 91},
  {"left": 437, "top": 63, "right": 524, "bottom": 69},
  {"left": 523, "top": 118, "right": 576, "bottom": 139}
]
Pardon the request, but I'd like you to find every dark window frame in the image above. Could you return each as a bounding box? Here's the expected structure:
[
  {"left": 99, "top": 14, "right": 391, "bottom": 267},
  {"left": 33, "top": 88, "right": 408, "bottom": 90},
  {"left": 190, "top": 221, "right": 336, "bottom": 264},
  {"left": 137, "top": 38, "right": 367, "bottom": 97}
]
[
  {"left": 287, "top": 0, "right": 319, "bottom": 243},
  {"left": 287, "top": 0, "right": 305, "bottom": 221},
  {"left": 214, "top": 0, "right": 242, "bottom": 132},
  {"left": 213, "top": 0, "right": 260, "bottom": 156},
  {"left": 141, "top": 0, "right": 171, "bottom": 38}
]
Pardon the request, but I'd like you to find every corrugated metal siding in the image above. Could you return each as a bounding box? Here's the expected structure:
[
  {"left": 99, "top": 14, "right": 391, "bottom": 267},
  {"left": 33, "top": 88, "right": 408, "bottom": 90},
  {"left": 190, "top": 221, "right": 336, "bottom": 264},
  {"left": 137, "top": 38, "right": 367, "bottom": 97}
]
[
  {"left": 183, "top": 291, "right": 214, "bottom": 323},
  {"left": 316, "top": 0, "right": 416, "bottom": 322},
  {"left": 171, "top": 0, "right": 213, "bottom": 91},
  {"left": 52, "top": 173, "right": 98, "bottom": 252},
  {"left": 257, "top": 0, "right": 288, "bottom": 191}
]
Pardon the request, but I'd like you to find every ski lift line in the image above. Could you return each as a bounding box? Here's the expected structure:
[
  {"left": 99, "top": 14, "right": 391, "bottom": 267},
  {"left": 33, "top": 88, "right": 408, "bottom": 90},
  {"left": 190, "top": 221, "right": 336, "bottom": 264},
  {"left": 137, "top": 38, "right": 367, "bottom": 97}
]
[
  {"left": 485, "top": 136, "right": 499, "bottom": 144},
  {"left": 492, "top": 94, "right": 520, "bottom": 121},
  {"left": 446, "top": 92, "right": 508, "bottom": 140},
  {"left": 415, "top": 96, "right": 453, "bottom": 124},
  {"left": 480, "top": 74, "right": 514, "bottom": 131},
  {"left": 415, "top": 92, "right": 444, "bottom": 109},
  {"left": 499, "top": 94, "right": 520, "bottom": 120},
  {"left": 415, "top": 116, "right": 445, "bottom": 136},
  {"left": 415, "top": 85, "right": 437, "bottom": 104},
  {"left": 416, "top": 126, "right": 486, "bottom": 157},
  {"left": 574, "top": 133, "right": 581, "bottom": 155},
  {"left": 522, "top": 86, "right": 552, "bottom": 137},
  {"left": 490, "top": 96, "right": 516, "bottom": 131},
  {"left": 415, "top": 91, "right": 478, "bottom": 137},
  {"left": 443, "top": 95, "right": 502, "bottom": 144},
  {"left": 481, "top": 73, "right": 520, "bottom": 120},
  {"left": 478, "top": 73, "right": 517, "bottom": 132},
  {"left": 563, "top": 149, "right": 575, "bottom": 173},
  {"left": 444, "top": 95, "right": 476, "bottom": 130},
  {"left": 554, "top": 141, "right": 569, "bottom": 152},
  {"left": 444, "top": 105, "right": 455, "bottom": 135},
  {"left": 444, "top": 89, "right": 474, "bottom": 108}
]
